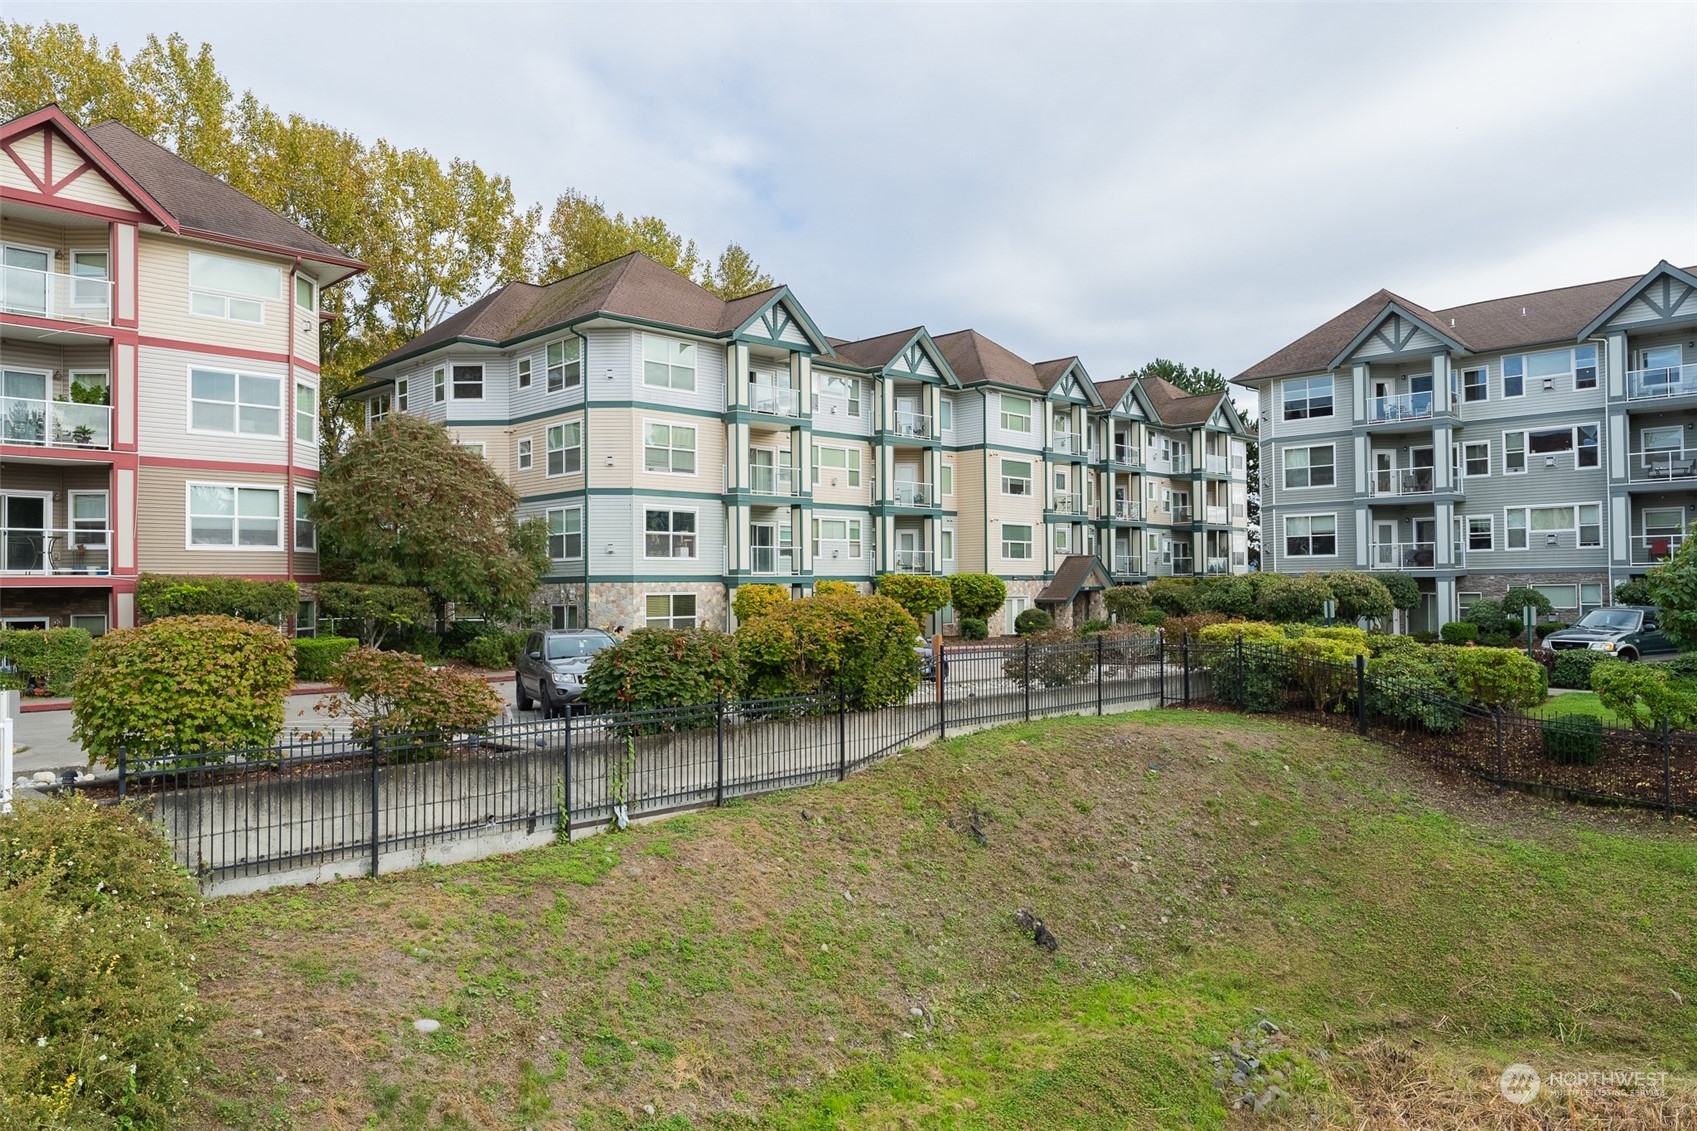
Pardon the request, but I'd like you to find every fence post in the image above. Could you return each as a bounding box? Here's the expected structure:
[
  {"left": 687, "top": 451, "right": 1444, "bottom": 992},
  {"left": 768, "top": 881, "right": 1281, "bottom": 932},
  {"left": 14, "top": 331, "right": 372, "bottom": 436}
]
[
  {"left": 1023, "top": 641, "right": 1032, "bottom": 722},
  {"left": 1355, "top": 654, "right": 1367, "bottom": 736},
  {"left": 1493, "top": 708, "right": 1504, "bottom": 790},
  {"left": 1235, "top": 635, "right": 1245, "bottom": 711},
  {"left": 715, "top": 695, "right": 726, "bottom": 806},
  {"left": 1157, "top": 629, "right": 1166, "bottom": 708},
  {"left": 1663, "top": 716, "right": 1673, "bottom": 820},
  {"left": 369, "top": 726, "right": 382, "bottom": 879},
  {"left": 1181, "top": 632, "right": 1191, "bottom": 708},
  {"left": 117, "top": 745, "right": 127, "bottom": 800},
  {"left": 1096, "top": 633, "right": 1104, "bottom": 716},
  {"left": 838, "top": 682, "right": 848, "bottom": 781},
  {"left": 562, "top": 705, "right": 573, "bottom": 841}
]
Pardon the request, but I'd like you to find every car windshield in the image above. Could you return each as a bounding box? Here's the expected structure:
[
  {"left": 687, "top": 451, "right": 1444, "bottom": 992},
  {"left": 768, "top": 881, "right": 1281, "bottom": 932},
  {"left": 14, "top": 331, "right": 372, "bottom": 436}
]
[
  {"left": 1575, "top": 610, "right": 1639, "bottom": 631},
  {"left": 546, "top": 635, "right": 611, "bottom": 660}
]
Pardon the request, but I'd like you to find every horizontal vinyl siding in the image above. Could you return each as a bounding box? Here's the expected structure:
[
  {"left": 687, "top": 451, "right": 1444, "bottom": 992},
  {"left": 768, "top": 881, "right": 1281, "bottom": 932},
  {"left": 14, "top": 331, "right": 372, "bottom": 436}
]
[
  {"left": 810, "top": 437, "right": 872, "bottom": 507},
  {"left": 1454, "top": 354, "right": 1608, "bottom": 423},
  {"left": 589, "top": 407, "right": 728, "bottom": 492},
  {"left": 601, "top": 328, "right": 728, "bottom": 415},
  {"left": 135, "top": 343, "right": 291, "bottom": 463},
  {"left": 0, "top": 217, "right": 108, "bottom": 260},
  {"left": 136, "top": 464, "right": 294, "bottom": 576},
  {"left": 509, "top": 410, "right": 586, "bottom": 499},
  {"left": 444, "top": 424, "right": 512, "bottom": 480},
  {"left": 590, "top": 494, "right": 726, "bottom": 578},
  {"left": 953, "top": 451, "right": 987, "bottom": 572},
  {"left": 136, "top": 234, "right": 290, "bottom": 355}
]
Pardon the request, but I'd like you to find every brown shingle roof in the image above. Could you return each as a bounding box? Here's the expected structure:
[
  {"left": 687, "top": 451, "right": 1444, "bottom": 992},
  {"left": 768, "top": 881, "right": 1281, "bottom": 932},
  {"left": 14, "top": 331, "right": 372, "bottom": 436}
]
[
  {"left": 1233, "top": 268, "right": 1679, "bottom": 384},
  {"left": 1033, "top": 357, "right": 1076, "bottom": 390},
  {"left": 85, "top": 119, "right": 364, "bottom": 270},
  {"left": 1038, "top": 554, "right": 1111, "bottom": 603},
  {"left": 932, "top": 329, "right": 1045, "bottom": 391},
  {"left": 1138, "top": 375, "right": 1226, "bottom": 426},
  {"left": 1094, "top": 376, "right": 1137, "bottom": 410},
  {"left": 830, "top": 327, "right": 925, "bottom": 370}
]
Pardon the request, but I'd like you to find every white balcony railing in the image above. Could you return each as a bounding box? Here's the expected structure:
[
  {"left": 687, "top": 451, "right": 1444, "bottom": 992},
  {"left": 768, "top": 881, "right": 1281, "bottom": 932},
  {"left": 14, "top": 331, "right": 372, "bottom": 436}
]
[
  {"left": 1170, "top": 503, "right": 1193, "bottom": 523},
  {"left": 1369, "top": 468, "right": 1436, "bottom": 497},
  {"left": 1050, "top": 492, "right": 1087, "bottom": 516},
  {"left": 1204, "top": 556, "right": 1230, "bottom": 575},
  {"left": 893, "top": 410, "right": 931, "bottom": 437},
  {"left": 1369, "top": 391, "right": 1436, "bottom": 423},
  {"left": 1111, "top": 443, "right": 1143, "bottom": 468},
  {"left": 750, "top": 384, "right": 802, "bottom": 417},
  {"left": 1370, "top": 541, "right": 1437, "bottom": 570},
  {"left": 2, "top": 526, "right": 113, "bottom": 575},
  {"left": 1204, "top": 505, "right": 1228, "bottom": 525},
  {"left": 1203, "top": 453, "right": 1229, "bottom": 475},
  {"left": 2, "top": 264, "right": 113, "bottom": 326},
  {"left": 1630, "top": 533, "right": 1686, "bottom": 565},
  {"left": 1171, "top": 553, "right": 1195, "bottom": 575},
  {"left": 893, "top": 549, "right": 933, "bottom": 573},
  {"left": 1111, "top": 499, "right": 1143, "bottom": 521},
  {"left": 750, "top": 547, "right": 797, "bottom": 575},
  {"left": 1049, "top": 430, "right": 1081, "bottom": 454},
  {"left": 1, "top": 396, "right": 114, "bottom": 450},
  {"left": 1111, "top": 557, "right": 1145, "bottom": 580},
  {"left": 1627, "top": 364, "right": 1697, "bottom": 400},
  {"left": 749, "top": 466, "right": 797, "bottom": 496},
  {"left": 892, "top": 482, "right": 936, "bottom": 507},
  {"left": 1627, "top": 447, "right": 1697, "bottom": 483}
]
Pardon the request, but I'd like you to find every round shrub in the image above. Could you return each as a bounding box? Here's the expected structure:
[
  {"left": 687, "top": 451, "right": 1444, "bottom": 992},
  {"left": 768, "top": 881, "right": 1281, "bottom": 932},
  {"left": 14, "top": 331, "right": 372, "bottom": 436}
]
[
  {"left": 584, "top": 628, "right": 743, "bottom": 712},
  {"left": 1147, "top": 577, "right": 1203, "bottom": 616},
  {"left": 735, "top": 593, "right": 918, "bottom": 708},
  {"left": 1440, "top": 621, "right": 1479, "bottom": 646},
  {"left": 293, "top": 635, "right": 358, "bottom": 682},
  {"left": 459, "top": 631, "right": 524, "bottom": 670},
  {"left": 732, "top": 583, "right": 790, "bottom": 623},
  {"left": 876, "top": 573, "right": 952, "bottom": 624},
  {"left": 948, "top": 573, "right": 1007, "bottom": 623},
  {"left": 1364, "top": 632, "right": 1425, "bottom": 658},
  {"left": 813, "top": 579, "right": 859, "bottom": 598},
  {"left": 1371, "top": 572, "right": 1423, "bottom": 612},
  {"left": 959, "top": 616, "right": 989, "bottom": 640},
  {"left": 1451, "top": 647, "right": 1546, "bottom": 710},
  {"left": 1014, "top": 607, "right": 1054, "bottom": 635},
  {"left": 1543, "top": 715, "right": 1605, "bottom": 765},
  {"left": 1323, "top": 571, "right": 1395, "bottom": 623},
  {"left": 1103, "top": 584, "right": 1150, "bottom": 624},
  {"left": 1257, "top": 573, "right": 1334, "bottom": 624},
  {"left": 1614, "top": 577, "right": 1653, "bottom": 606},
  {"left": 1590, "top": 659, "right": 1697, "bottom": 730},
  {"left": 325, "top": 647, "right": 504, "bottom": 740},
  {"left": 1665, "top": 652, "right": 1697, "bottom": 679},
  {"left": 1198, "top": 576, "right": 1257, "bottom": 619},
  {"left": 1463, "top": 599, "right": 1514, "bottom": 638},
  {"left": 1535, "top": 621, "right": 1568, "bottom": 639},
  {"left": 72, "top": 616, "right": 295, "bottom": 767},
  {"left": 1502, "top": 586, "right": 1555, "bottom": 621},
  {"left": 0, "top": 798, "right": 203, "bottom": 1130}
]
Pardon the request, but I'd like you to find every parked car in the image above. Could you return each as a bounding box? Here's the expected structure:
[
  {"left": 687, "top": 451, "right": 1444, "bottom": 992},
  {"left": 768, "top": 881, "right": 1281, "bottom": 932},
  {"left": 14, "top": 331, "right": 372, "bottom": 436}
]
[
  {"left": 915, "top": 635, "right": 949, "bottom": 682},
  {"left": 1543, "top": 607, "right": 1676, "bottom": 661},
  {"left": 516, "top": 629, "right": 617, "bottom": 716}
]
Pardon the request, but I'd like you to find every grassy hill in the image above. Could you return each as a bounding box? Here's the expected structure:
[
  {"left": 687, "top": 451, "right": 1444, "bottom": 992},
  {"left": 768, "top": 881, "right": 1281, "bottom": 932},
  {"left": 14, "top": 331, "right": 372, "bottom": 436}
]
[{"left": 191, "top": 711, "right": 1697, "bottom": 1129}]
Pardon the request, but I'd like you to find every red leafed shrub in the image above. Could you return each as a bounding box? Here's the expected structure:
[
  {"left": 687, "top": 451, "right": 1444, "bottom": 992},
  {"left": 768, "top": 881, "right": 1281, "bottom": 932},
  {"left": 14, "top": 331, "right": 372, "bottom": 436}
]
[{"left": 321, "top": 647, "right": 503, "bottom": 738}]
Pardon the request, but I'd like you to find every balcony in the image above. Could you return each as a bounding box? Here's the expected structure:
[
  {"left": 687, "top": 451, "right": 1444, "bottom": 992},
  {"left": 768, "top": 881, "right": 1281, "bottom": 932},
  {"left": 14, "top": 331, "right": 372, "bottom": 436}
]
[
  {"left": 1368, "top": 391, "right": 1435, "bottom": 424},
  {"left": 1203, "top": 504, "right": 1228, "bottom": 525},
  {"left": 1170, "top": 503, "right": 1193, "bottom": 523},
  {"left": 1110, "top": 443, "right": 1143, "bottom": 470},
  {"left": 748, "top": 466, "right": 797, "bottom": 497},
  {"left": 892, "top": 409, "right": 932, "bottom": 439},
  {"left": 1204, "top": 556, "right": 1230, "bottom": 576},
  {"left": 1049, "top": 492, "right": 1088, "bottom": 517},
  {"left": 1629, "top": 533, "right": 1685, "bottom": 566},
  {"left": 2, "top": 526, "right": 113, "bottom": 575},
  {"left": 1626, "top": 447, "right": 1697, "bottom": 484},
  {"left": 1370, "top": 541, "right": 1437, "bottom": 571},
  {"left": 1201, "top": 453, "right": 1229, "bottom": 476},
  {"left": 1171, "top": 552, "right": 1195, "bottom": 576},
  {"left": 1, "top": 396, "right": 114, "bottom": 450},
  {"left": 891, "top": 482, "right": 937, "bottom": 507},
  {"left": 1110, "top": 499, "right": 1144, "bottom": 522},
  {"left": 749, "top": 384, "right": 802, "bottom": 418},
  {"left": 1110, "top": 558, "right": 1145, "bottom": 582},
  {"left": 1048, "top": 430, "right": 1083, "bottom": 456},
  {"left": 2, "top": 264, "right": 113, "bottom": 327},
  {"left": 1369, "top": 468, "right": 1435, "bottom": 497},
  {"left": 750, "top": 547, "right": 797, "bottom": 575},
  {"left": 1626, "top": 365, "right": 1697, "bottom": 401},
  {"left": 893, "top": 549, "right": 933, "bottom": 573}
]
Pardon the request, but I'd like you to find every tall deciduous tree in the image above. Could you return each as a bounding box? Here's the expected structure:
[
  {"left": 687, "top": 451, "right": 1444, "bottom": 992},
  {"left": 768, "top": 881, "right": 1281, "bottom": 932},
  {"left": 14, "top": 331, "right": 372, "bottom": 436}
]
[
  {"left": 708, "top": 242, "right": 775, "bottom": 299},
  {"left": 1648, "top": 525, "right": 1697, "bottom": 650},
  {"left": 538, "top": 190, "right": 775, "bottom": 298},
  {"left": 315, "top": 415, "right": 548, "bottom": 625}
]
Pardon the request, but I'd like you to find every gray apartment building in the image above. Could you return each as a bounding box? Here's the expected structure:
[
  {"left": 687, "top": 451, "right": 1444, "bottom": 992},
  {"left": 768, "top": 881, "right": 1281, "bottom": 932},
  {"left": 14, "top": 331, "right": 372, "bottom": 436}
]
[{"left": 1235, "top": 260, "right": 1696, "bottom": 632}]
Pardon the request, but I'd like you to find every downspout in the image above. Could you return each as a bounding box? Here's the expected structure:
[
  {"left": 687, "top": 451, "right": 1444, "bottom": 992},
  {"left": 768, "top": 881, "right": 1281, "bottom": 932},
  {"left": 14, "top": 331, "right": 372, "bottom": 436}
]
[{"left": 286, "top": 257, "right": 301, "bottom": 621}]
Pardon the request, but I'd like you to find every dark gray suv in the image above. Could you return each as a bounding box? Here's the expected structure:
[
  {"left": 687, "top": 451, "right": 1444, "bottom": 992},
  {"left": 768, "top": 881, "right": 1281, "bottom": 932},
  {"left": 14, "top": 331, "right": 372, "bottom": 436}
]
[
  {"left": 1544, "top": 606, "right": 1676, "bottom": 661},
  {"left": 516, "top": 629, "right": 616, "bottom": 716}
]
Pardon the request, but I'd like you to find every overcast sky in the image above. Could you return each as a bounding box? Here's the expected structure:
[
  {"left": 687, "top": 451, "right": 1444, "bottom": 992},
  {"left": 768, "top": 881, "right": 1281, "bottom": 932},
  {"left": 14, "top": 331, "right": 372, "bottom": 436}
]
[{"left": 16, "top": 2, "right": 1697, "bottom": 407}]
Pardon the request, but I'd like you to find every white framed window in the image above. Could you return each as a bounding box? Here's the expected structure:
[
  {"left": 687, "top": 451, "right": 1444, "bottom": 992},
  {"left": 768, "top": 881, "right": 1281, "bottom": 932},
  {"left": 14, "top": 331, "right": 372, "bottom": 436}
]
[
  {"left": 294, "top": 273, "right": 315, "bottom": 311},
  {"left": 395, "top": 378, "right": 409, "bottom": 413},
  {"left": 1002, "top": 523, "right": 1033, "bottom": 560},
  {"left": 1462, "top": 367, "right": 1488, "bottom": 403},
  {"left": 294, "top": 488, "right": 315, "bottom": 552},
  {"left": 645, "top": 593, "right": 697, "bottom": 629},
  {"left": 546, "top": 506, "right": 582, "bottom": 560},
  {"left": 68, "top": 613, "right": 108, "bottom": 636},
  {"left": 812, "top": 445, "right": 861, "bottom": 487},
  {"left": 433, "top": 367, "right": 446, "bottom": 404},
  {"left": 1580, "top": 583, "right": 1603, "bottom": 616},
  {"left": 546, "top": 421, "right": 582, "bottom": 477},
  {"left": 1463, "top": 441, "right": 1489, "bottom": 478},
  {"left": 1055, "top": 525, "right": 1072, "bottom": 553},
  {"left": 68, "top": 490, "right": 107, "bottom": 548},
  {"left": 1579, "top": 503, "right": 1601, "bottom": 547},
  {"left": 186, "top": 483, "right": 282, "bottom": 549},
  {"left": 1574, "top": 344, "right": 1598, "bottom": 389},
  {"left": 812, "top": 517, "right": 863, "bottom": 559},
  {"left": 1504, "top": 431, "right": 1526, "bottom": 474},
  {"left": 1001, "top": 458, "right": 1033, "bottom": 496},
  {"left": 189, "top": 368, "right": 282, "bottom": 437},
  {"left": 451, "top": 365, "right": 483, "bottom": 400},
  {"left": 941, "top": 525, "right": 956, "bottom": 562},
  {"left": 1282, "top": 444, "right": 1334, "bottom": 489},
  {"left": 1465, "top": 515, "right": 1492, "bottom": 551},
  {"left": 1534, "top": 584, "right": 1579, "bottom": 614},
  {"left": 643, "top": 335, "right": 696, "bottom": 390},
  {"left": 188, "top": 252, "right": 278, "bottom": 324},
  {"left": 939, "top": 396, "right": 953, "bottom": 431},
  {"left": 814, "top": 372, "right": 860, "bottom": 414},
  {"left": 999, "top": 394, "right": 1033, "bottom": 432},
  {"left": 643, "top": 421, "right": 697, "bottom": 475},
  {"left": 517, "top": 437, "right": 533, "bottom": 471},
  {"left": 69, "top": 249, "right": 109, "bottom": 307},
  {"left": 1504, "top": 345, "right": 1598, "bottom": 394},
  {"left": 1504, "top": 504, "right": 1598, "bottom": 549},
  {"left": 1283, "top": 514, "right": 1336, "bottom": 557},
  {"left": 517, "top": 358, "right": 532, "bottom": 389},
  {"left": 940, "top": 462, "right": 954, "bottom": 496},
  {"left": 456, "top": 441, "right": 486, "bottom": 458},
  {"left": 1518, "top": 424, "right": 1599, "bottom": 469},
  {"left": 1502, "top": 356, "right": 1525, "bottom": 398},
  {"left": 644, "top": 509, "right": 698, "bottom": 558},
  {"left": 295, "top": 382, "right": 316, "bottom": 444},
  {"left": 1281, "top": 375, "right": 1333, "bottom": 420},
  {"left": 548, "top": 338, "right": 581, "bottom": 391},
  {"left": 366, "top": 393, "right": 390, "bottom": 427}
]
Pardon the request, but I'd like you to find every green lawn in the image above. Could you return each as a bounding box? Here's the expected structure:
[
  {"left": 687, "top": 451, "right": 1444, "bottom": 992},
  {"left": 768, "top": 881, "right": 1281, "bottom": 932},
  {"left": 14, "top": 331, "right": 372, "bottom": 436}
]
[
  {"left": 189, "top": 712, "right": 1697, "bottom": 1129},
  {"left": 1536, "top": 691, "right": 1637, "bottom": 728}
]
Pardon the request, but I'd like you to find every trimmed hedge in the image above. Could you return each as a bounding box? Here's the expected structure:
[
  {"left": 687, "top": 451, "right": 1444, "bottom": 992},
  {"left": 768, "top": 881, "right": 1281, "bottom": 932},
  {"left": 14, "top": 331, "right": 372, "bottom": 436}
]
[
  {"left": 294, "top": 635, "right": 358, "bottom": 682},
  {"left": 584, "top": 628, "right": 743, "bottom": 714},
  {"left": 813, "top": 579, "right": 858, "bottom": 598},
  {"left": 136, "top": 573, "right": 297, "bottom": 624},
  {"left": 0, "top": 627, "right": 91, "bottom": 695},
  {"left": 1591, "top": 660, "right": 1697, "bottom": 730},
  {"left": 1451, "top": 647, "right": 1545, "bottom": 710},
  {"left": 1103, "top": 585, "right": 1151, "bottom": 623},
  {"left": 948, "top": 573, "right": 1006, "bottom": 623},
  {"left": 736, "top": 593, "right": 919, "bottom": 708},
  {"left": 876, "top": 573, "right": 952, "bottom": 624},
  {"left": 1365, "top": 649, "right": 1463, "bottom": 734},
  {"left": 732, "top": 583, "right": 790, "bottom": 623},
  {"left": 325, "top": 647, "right": 505, "bottom": 741},
  {"left": 960, "top": 617, "right": 989, "bottom": 640},
  {"left": 1014, "top": 607, "right": 1054, "bottom": 635},
  {"left": 1440, "top": 621, "right": 1479, "bottom": 645}
]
